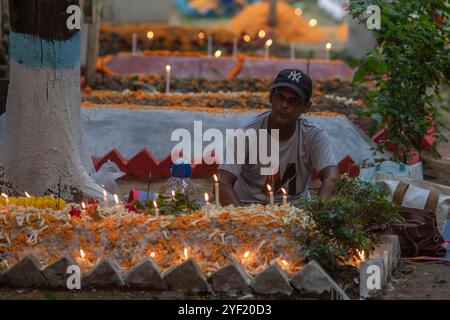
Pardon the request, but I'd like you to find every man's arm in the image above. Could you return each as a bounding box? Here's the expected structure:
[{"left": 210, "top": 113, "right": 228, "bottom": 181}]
[
  {"left": 218, "top": 170, "right": 241, "bottom": 207},
  {"left": 318, "top": 165, "right": 339, "bottom": 197}
]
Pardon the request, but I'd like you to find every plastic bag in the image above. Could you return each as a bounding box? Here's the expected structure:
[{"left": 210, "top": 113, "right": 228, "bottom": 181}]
[
  {"left": 92, "top": 160, "right": 125, "bottom": 196},
  {"left": 359, "top": 161, "right": 423, "bottom": 184}
]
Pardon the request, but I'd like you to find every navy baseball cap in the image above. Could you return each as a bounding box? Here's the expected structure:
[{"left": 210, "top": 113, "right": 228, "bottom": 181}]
[{"left": 271, "top": 69, "right": 313, "bottom": 102}]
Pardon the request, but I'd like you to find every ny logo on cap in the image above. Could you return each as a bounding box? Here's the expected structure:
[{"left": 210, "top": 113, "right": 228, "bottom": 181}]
[{"left": 288, "top": 71, "right": 302, "bottom": 83}]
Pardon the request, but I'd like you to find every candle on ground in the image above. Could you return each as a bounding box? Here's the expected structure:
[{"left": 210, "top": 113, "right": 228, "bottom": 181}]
[
  {"left": 102, "top": 188, "right": 109, "bottom": 208},
  {"left": 81, "top": 202, "right": 87, "bottom": 216},
  {"left": 1, "top": 193, "right": 8, "bottom": 210},
  {"left": 204, "top": 193, "right": 210, "bottom": 215},
  {"left": 153, "top": 200, "right": 160, "bottom": 216},
  {"left": 132, "top": 33, "right": 138, "bottom": 55},
  {"left": 213, "top": 174, "right": 220, "bottom": 207},
  {"left": 325, "top": 42, "right": 332, "bottom": 61},
  {"left": 281, "top": 187, "right": 288, "bottom": 206},
  {"left": 114, "top": 194, "right": 122, "bottom": 224},
  {"left": 207, "top": 36, "right": 213, "bottom": 57},
  {"left": 232, "top": 37, "right": 238, "bottom": 57},
  {"left": 265, "top": 39, "right": 273, "bottom": 60},
  {"left": 165, "top": 65, "right": 171, "bottom": 94},
  {"left": 290, "top": 43, "right": 295, "bottom": 61},
  {"left": 267, "top": 184, "right": 274, "bottom": 207}
]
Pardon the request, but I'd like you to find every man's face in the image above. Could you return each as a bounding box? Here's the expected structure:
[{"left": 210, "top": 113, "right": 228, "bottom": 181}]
[{"left": 270, "top": 87, "right": 311, "bottom": 127}]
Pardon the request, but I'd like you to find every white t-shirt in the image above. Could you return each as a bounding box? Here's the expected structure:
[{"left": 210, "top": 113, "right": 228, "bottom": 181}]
[{"left": 219, "top": 111, "right": 337, "bottom": 204}]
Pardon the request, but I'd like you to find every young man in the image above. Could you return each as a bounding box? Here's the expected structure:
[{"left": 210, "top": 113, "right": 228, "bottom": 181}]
[{"left": 218, "top": 69, "right": 339, "bottom": 206}]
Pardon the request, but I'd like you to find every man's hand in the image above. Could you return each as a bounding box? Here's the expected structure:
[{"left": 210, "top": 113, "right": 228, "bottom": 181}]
[
  {"left": 318, "top": 165, "right": 339, "bottom": 197},
  {"left": 218, "top": 170, "right": 241, "bottom": 207}
]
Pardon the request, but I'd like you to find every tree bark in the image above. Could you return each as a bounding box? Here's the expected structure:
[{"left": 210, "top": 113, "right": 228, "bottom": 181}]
[
  {"left": 0, "top": 0, "right": 103, "bottom": 200},
  {"left": 268, "top": 0, "right": 277, "bottom": 28},
  {"left": 85, "top": 0, "right": 102, "bottom": 86}
]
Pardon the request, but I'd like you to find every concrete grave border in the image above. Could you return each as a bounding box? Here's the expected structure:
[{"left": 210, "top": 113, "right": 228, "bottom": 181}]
[{"left": 0, "top": 236, "right": 401, "bottom": 300}]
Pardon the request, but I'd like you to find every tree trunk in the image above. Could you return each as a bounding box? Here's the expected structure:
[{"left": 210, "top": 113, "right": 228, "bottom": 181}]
[
  {"left": 85, "top": 0, "right": 102, "bottom": 86},
  {"left": 0, "top": 0, "right": 103, "bottom": 200},
  {"left": 268, "top": 0, "right": 277, "bottom": 28}
]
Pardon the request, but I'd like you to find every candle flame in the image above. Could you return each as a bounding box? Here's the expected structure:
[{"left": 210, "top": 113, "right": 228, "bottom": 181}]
[
  {"left": 147, "top": 31, "right": 154, "bottom": 39},
  {"left": 213, "top": 174, "right": 218, "bottom": 183},
  {"left": 243, "top": 34, "right": 251, "bottom": 43},
  {"left": 214, "top": 50, "right": 222, "bottom": 58},
  {"left": 184, "top": 247, "right": 188, "bottom": 260},
  {"left": 309, "top": 18, "right": 318, "bottom": 27},
  {"left": 80, "top": 249, "right": 86, "bottom": 260},
  {"left": 326, "top": 42, "right": 332, "bottom": 50},
  {"left": 24, "top": 192, "right": 31, "bottom": 198},
  {"left": 281, "top": 187, "right": 287, "bottom": 195},
  {"left": 357, "top": 250, "right": 366, "bottom": 261},
  {"left": 113, "top": 194, "right": 120, "bottom": 205},
  {"left": 172, "top": 190, "right": 175, "bottom": 197},
  {"left": 204, "top": 193, "right": 209, "bottom": 203},
  {"left": 243, "top": 251, "right": 250, "bottom": 259},
  {"left": 150, "top": 252, "right": 156, "bottom": 258},
  {"left": 266, "top": 184, "right": 272, "bottom": 192},
  {"left": 258, "top": 29, "right": 266, "bottom": 38},
  {"left": 81, "top": 202, "right": 86, "bottom": 210},
  {"left": 1, "top": 193, "right": 7, "bottom": 199},
  {"left": 198, "top": 32, "right": 205, "bottom": 40},
  {"left": 165, "top": 65, "right": 171, "bottom": 72},
  {"left": 153, "top": 200, "right": 158, "bottom": 209},
  {"left": 265, "top": 39, "right": 273, "bottom": 48}
]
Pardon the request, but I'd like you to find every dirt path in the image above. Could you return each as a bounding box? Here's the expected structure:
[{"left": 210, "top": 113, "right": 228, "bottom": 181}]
[{"left": 381, "top": 261, "right": 450, "bottom": 300}]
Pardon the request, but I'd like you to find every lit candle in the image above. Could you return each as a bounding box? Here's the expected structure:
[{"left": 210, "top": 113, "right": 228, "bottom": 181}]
[
  {"left": 281, "top": 259, "right": 289, "bottom": 271},
  {"left": 204, "top": 193, "right": 210, "bottom": 215},
  {"left": 265, "top": 39, "right": 273, "bottom": 60},
  {"left": 213, "top": 174, "right": 220, "bottom": 207},
  {"left": 81, "top": 201, "right": 87, "bottom": 216},
  {"left": 281, "top": 187, "right": 288, "bottom": 206},
  {"left": 207, "top": 36, "right": 213, "bottom": 57},
  {"left": 214, "top": 50, "right": 222, "bottom": 58},
  {"left": 290, "top": 42, "right": 295, "bottom": 61},
  {"left": 1, "top": 193, "right": 9, "bottom": 210},
  {"left": 267, "top": 184, "right": 274, "bottom": 207},
  {"left": 102, "top": 188, "right": 109, "bottom": 208},
  {"left": 153, "top": 200, "right": 160, "bottom": 216},
  {"left": 80, "top": 249, "right": 86, "bottom": 261},
  {"left": 232, "top": 37, "right": 238, "bottom": 58},
  {"left": 114, "top": 194, "right": 121, "bottom": 224},
  {"left": 24, "top": 192, "right": 31, "bottom": 211},
  {"left": 150, "top": 251, "right": 156, "bottom": 258},
  {"left": 165, "top": 65, "right": 171, "bottom": 94},
  {"left": 132, "top": 33, "right": 138, "bottom": 55},
  {"left": 171, "top": 190, "right": 176, "bottom": 202},
  {"left": 325, "top": 42, "right": 332, "bottom": 61},
  {"left": 184, "top": 247, "right": 189, "bottom": 260},
  {"left": 147, "top": 30, "right": 154, "bottom": 40}
]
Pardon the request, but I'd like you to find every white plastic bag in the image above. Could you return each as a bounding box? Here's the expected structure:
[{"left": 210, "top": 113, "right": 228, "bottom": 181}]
[
  {"left": 359, "top": 161, "right": 423, "bottom": 184},
  {"left": 92, "top": 160, "right": 125, "bottom": 197}
]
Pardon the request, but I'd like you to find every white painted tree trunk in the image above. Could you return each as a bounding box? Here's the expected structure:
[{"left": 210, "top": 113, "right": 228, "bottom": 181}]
[{"left": 0, "top": 48, "right": 103, "bottom": 200}]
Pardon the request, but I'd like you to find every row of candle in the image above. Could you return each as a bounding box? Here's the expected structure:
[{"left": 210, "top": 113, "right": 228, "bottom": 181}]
[{"left": 132, "top": 30, "right": 333, "bottom": 65}]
